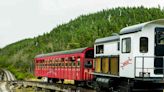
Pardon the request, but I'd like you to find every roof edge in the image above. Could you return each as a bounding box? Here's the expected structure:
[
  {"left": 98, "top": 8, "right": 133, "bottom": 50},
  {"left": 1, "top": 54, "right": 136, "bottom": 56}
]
[{"left": 120, "top": 19, "right": 164, "bottom": 35}]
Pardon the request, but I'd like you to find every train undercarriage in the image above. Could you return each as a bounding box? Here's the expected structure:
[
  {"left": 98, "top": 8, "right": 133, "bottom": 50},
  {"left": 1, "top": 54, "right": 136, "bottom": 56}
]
[
  {"left": 95, "top": 76, "right": 164, "bottom": 92},
  {"left": 46, "top": 77, "right": 93, "bottom": 87}
]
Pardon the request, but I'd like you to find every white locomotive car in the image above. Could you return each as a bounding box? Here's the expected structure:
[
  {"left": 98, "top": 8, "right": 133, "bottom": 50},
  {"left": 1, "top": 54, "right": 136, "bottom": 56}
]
[{"left": 93, "top": 19, "right": 164, "bottom": 91}]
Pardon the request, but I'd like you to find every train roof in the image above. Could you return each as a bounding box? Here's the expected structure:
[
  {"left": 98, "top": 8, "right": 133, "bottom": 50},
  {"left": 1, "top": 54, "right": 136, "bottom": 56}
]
[
  {"left": 95, "top": 35, "right": 119, "bottom": 44},
  {"left": 35, "top": 47, "right": 91, "bottom": 58},
  {"left": 120, "top": 19, "right": 164, "bottom": 35}
]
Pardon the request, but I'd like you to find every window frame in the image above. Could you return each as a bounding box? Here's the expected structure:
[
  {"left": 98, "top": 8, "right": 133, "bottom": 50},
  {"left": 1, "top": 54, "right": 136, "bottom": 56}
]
[
  {"left": 156, "top": 30, "right": 164, "bottom": 45},
  {"left": 122, "top": 37, "right": 131, "bottom": 53},
  {"left": 117, "top": 42, "right": 120, "bottom": 51},
  {"left": 76, "top": 57, "right": 81, "bottom": 67},
  {"left": 140, "top": 37, "right": 148, "bottom": 53},
  {"left": 96, "top": 45, "right": 104, "bottom": 54}
]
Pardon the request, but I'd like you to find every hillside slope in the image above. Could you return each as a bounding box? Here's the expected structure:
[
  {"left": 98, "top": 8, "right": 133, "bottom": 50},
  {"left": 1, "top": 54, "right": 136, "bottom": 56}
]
[{"left": 0, "top": 7, "right": 164, "bottom": 79}]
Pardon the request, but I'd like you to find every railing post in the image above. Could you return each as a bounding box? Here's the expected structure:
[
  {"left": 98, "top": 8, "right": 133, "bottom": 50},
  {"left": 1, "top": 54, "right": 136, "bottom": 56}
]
[
  {"left": 142, "top": 57, "right": 144, "bottom": 78},
  {"left": 134, "top": 57, "right": 136, "bottom": 77}
]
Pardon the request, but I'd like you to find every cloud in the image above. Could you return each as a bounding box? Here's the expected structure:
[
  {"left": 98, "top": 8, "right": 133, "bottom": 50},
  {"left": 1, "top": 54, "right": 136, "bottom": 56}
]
[
  {"left": 0, "top": 19, "right": 12, "bottom": 29},
  {"left": 0, "top": 0, "right": 24, "bottom": 7}
]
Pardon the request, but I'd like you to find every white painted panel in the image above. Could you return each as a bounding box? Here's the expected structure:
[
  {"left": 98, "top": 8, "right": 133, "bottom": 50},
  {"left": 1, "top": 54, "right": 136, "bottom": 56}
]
[
  {"left": 94, "top": 20, "right": 164, "bottom": 78},
  {"left": 119, "top": 34, "right": 134, "bottom": 78},
  {"left": 94, "top": 41, "right": 119, "bottom": 57},
  {"left": 104, "top": 42, "right": 119, "bottom": 56},
  {"left": 134, "top": 24, "right": 164, "bottom": 77}
]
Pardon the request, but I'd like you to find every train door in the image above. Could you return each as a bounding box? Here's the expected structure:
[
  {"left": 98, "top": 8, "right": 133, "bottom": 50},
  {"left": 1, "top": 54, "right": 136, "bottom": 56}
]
[
  {"left": 154, "top": 27, "right": 164, "bottom": 74},
  {"left": 120, "top": 36, "right": 134, "bottom": 78},
  {"left": 84, "top": 49, "right": 94, "bottom": 80}
]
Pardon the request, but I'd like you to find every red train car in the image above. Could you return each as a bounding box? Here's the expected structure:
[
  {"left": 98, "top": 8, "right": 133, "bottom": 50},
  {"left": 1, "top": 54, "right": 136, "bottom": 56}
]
[{"left": 34, "top": 47, "right": 94, "bottom": 83}]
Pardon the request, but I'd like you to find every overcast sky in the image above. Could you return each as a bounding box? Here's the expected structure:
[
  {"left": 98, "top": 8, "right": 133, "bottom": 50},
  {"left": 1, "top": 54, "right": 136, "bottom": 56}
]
[{"left": 0, "top": 0, "right": 164, "bottom": 48}]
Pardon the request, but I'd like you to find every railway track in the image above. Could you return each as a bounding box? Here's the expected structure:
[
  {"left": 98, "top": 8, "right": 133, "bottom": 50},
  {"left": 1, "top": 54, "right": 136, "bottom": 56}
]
[
  {"left": 0, "top": 69, "right": 17, "bottom": 92},
  {"left": 2, "top": 69, "right": 16, "bottom": 81},
  {"left": 10, "top": 81, "right": 96, "bottom": 92},
  {"left": 0, "top": 69, "right": 95, "bottom": 92}
]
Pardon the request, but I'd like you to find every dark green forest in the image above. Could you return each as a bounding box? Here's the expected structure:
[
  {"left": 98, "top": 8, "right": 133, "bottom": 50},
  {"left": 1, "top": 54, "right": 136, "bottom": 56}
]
[{"left": 0, "top": 7, "right": 164, "bottom": 79}]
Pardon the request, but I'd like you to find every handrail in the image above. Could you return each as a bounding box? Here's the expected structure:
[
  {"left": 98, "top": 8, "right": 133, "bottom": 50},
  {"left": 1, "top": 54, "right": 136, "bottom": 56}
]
[
  {"left": 134, "top": 56, "right": 164, "bottom": 79},
  {"left": 135, "top": 56, "right": 164, "bottom": 58}
]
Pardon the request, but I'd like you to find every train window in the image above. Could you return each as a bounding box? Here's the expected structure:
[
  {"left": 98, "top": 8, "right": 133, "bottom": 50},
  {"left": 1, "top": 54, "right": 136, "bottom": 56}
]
[
  {"left": 67, "top": 63, "right": 69, "bottom": 67},
  {"left": 77, "top": 57, "right": 80, "bottom": 67},
  {"left": 122, "top": 38, "right": 131, "bottom": 53},
  {"left": 42, "top": 64, "right": 44, "bottom": 69},
  {"left": 85, "top": 50, "right": 94, "bottom": 58},
  {"left": 96, "top": 45, "right": 104, "bottom": 54},
  {"left": 53, "top": 63, "right": 55, "bottom": 67},
  {"left": 49, "top": 63, "right": 51, "bottom": 68},
  {"left": 53, "top": 62, "right": 55, "bottom": 67},
  {"left": 51, "top": 64, "right": 53, "bottom": 68},
  {"left": 66, "top": 63, "right": 68, "bottom": 67},
  {"left": 56, "top": 63, "right": 58, "bottom": 66},
  {"left": 52, "top": 60, "right": 55, "bottom": 67},
  {"left": 61, "top": 58, "right": 64, "bottom": 64},
  {"left": 78, "top": 61, "right": 80, "bottom": 67},
  {"left": 73, "top": 62, "right": 76, "bottom": 66},
  {"left": 58, "top": 63, "right": 61, "bottom": 67},
  {"left": 41, "top": 64, "right": 43, "bottom": 69},
  {"left": 70, "top": 56, "right": 75, "bottom": 61},
  {"left": 77, "top": 57, "right": 80, "bottom": 61},
  {"left": 39, "top": 64, "right": 41, "bottom": 69},
  {"left": 140, "top": 37, "right": 148, "bottom": 53},
  {"left": 156, "top": 31, "right": 164, "bottom": 45},
  {"left": 84, "top": 61, "right": 92, "bottom": 68},
  {"left": 68, "top": 62, "right": 70, "bottom": 67},
  {"left": 69, "top": 62, "right": 72, "bottom": 66},
  {"left": 61, "top": 62, "right": 64, "bottom": 66},
  {"left": 41, "top": 64, "right": 43, "bottom": 68}
]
